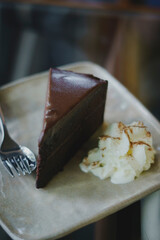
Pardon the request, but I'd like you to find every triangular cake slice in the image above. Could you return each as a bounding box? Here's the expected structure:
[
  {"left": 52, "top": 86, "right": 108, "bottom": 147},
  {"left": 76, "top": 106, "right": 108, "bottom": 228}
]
[{"left": 36, "top": 68, "right": 108, "bottom": 188}]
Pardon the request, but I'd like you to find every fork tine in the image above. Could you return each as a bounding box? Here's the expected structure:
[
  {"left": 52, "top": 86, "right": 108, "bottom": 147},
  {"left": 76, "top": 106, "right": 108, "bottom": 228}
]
[
  {"left": 7, "top": 158, "right": 20, "bottom": 176},
  {"left": 17, "top": 157, "right": 26, "bottom": 175},
  {"left": 24, "top": 158, "right": 32, "bottom": 174},
  {"left": 20, "top": 156, "right": 31, "bottom": 174},
  {"left": 13, "top": 157, "right": 25, "bottom": 175},
  {"left": 2, "top": 160, "right": 14, "bottom": 177}
]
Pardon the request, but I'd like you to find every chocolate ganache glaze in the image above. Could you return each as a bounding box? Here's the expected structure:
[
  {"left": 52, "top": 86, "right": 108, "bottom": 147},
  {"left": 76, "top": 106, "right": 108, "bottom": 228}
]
[
  {"left": 43, "top": 68, "right": 106, "bottom": 130},
  {"left": 36, "top": 68, "right": 108, "bottom": 188}
]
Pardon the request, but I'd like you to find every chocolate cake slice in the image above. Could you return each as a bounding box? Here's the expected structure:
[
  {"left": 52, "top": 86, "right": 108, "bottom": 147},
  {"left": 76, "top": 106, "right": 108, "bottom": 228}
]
[{"left": 36, "top": 68, "right": 108, "bottom": 188}]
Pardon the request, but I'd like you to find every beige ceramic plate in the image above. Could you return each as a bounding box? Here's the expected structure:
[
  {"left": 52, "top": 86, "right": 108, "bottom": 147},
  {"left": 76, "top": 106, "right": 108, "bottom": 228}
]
[{"left": 0, "top": 62, "right": 160, "bottom": 240}]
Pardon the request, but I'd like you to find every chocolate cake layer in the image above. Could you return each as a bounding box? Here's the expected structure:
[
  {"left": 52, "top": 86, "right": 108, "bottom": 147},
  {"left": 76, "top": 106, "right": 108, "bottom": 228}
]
[{"left": 36, "top": 69, "right": 108, "bottom": 188}]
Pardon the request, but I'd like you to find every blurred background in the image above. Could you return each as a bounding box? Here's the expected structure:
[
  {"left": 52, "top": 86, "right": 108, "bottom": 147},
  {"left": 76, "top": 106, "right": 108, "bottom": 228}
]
[{"left": 0, "top": 0, "right": 160, "bottom": 240}]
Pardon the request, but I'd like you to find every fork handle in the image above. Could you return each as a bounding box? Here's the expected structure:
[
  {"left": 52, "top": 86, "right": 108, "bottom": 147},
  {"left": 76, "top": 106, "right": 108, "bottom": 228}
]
[
  {"left": 0, "top": 106, "right": 20, "bottom": 151},
  {"left": 0, "top": 106, "right": 9, "bottom": 141},
  {"left": 0, "top": 106, "right": 6, "bottom": 125}
]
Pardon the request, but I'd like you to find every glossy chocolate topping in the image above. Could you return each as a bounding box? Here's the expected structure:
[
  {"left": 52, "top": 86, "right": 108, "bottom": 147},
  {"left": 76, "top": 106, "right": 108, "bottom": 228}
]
[{"left": 43, "top": 68, "right": 106, "bottom": 132}]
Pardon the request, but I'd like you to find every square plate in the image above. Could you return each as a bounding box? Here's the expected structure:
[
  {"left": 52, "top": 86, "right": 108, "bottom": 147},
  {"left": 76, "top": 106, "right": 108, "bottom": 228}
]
[{"left": 0, "top": 62, "right": 160, "bottom": 240}]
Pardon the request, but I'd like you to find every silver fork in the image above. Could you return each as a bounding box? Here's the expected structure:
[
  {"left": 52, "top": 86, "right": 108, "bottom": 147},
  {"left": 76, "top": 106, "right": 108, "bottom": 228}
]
[{"left": 0, "top": 106, "right": 36, "bottom": 177}]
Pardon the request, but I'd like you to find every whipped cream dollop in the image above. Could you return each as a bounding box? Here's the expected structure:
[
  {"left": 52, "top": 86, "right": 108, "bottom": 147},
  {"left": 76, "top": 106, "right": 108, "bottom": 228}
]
[{"left": 80, "top": 122, "right": 155, "bottom": 184}]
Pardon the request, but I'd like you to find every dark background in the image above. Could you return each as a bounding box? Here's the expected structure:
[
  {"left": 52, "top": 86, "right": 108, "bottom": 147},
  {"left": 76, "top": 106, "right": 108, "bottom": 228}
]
[{"left": 0, "top": 1, "right": 160, "bottom": 239}]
